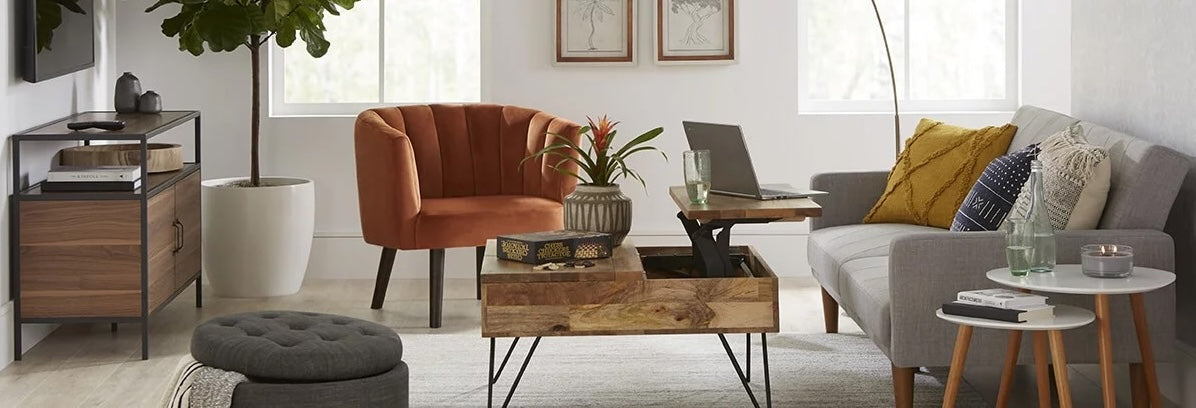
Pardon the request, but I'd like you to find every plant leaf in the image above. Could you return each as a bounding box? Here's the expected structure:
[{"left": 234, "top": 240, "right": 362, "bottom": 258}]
[{"left": 612, "top": 127, "right": 664, "bottom": 158}]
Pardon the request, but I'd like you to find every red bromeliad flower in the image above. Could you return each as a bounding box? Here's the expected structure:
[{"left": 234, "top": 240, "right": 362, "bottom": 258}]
[{"left": 587, "top": 115, "right": 619, "bottom": 153}]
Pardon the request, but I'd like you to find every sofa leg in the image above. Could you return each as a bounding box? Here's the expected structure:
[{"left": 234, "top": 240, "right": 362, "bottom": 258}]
[
  {"left": 476, "top": 245, "right": 485, "bottom": 300},
  {"left": 892, "top": 364, "right": 915, "bottom": 408},
  {"left": 821, "top": 287, "right": 839, "bottom": 334},
  {"left": 370, "top": 248, "right": 398, "bottom": 309},
  {"left": 429, "top": 248, "right": 445, "bottom": 328}
]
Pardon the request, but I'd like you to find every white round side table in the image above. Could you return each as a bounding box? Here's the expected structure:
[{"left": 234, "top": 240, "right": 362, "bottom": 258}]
[
  {"left": 936, "top": 305, "right": 1095, "bottom": 408},
  {"left": 987, "top": 265, "right": 1176, "bottom": 408}
]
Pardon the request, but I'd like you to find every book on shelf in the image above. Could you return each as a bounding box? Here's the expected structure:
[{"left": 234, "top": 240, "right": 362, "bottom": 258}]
[
  {"left": 41, "top": 179, "right": 142, "bottom": 192},
  {"left": 942, "top": 301, "right": 1055, "bottom": 323},
  {"left": 47, "top": 165, "right": 141, "bottom": 182},
  {"left": 957, "top": 288, "right": 1048, "bottom": 309}
]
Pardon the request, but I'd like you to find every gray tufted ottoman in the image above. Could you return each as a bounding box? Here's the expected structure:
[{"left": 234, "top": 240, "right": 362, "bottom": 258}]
[{"left": 191, "top": 311, "right": 408, "bottom": 408}]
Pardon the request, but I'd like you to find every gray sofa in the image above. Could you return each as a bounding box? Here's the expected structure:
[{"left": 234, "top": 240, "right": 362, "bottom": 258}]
[{"left": 808, "top": 105, "right": 1187, "bottom": 407}]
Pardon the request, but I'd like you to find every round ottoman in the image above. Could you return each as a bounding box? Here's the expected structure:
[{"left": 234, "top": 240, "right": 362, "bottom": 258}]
[{"left": 191, "top": 311, "right": 408, "bottom": 408}]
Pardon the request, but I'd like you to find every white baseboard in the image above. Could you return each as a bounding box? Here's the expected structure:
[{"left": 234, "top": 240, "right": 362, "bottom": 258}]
[
  {"left": 304, "top": 233, "right": 812, "bottom": 280},
  {"left": 0, "top": 301, "right": 59, "bottom": 372}
]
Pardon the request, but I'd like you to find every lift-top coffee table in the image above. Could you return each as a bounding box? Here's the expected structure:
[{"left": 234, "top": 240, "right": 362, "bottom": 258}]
[{"left": 480, "top": 187, "right": 821, "bottom": 407}]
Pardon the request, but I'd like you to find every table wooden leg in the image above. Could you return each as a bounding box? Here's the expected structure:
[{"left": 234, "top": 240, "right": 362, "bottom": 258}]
[
  {"left": 1048, "top": 330, "right": 1073, "bottom": 408},
  {"left": 1094, "top": 294, "right": 1116, "bottom": 408},
  {"left": 943, "top": 325, "right": 973, "bottom": 408},
  {"left": 1129, "top": 293, "right": 1163, "bottom": 407},
  {"left": 1130, "top": 363, "right": 1149, "bottom": 408},
  {"left": 1032, "top": 331, "right": 1051, "bottom": 408},
  {"left": 996, "top": 330, "right": 1023, "bottom": 408}
]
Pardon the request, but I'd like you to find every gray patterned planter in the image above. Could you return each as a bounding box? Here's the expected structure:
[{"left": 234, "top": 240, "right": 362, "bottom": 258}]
[{"left": 564, "top": 184, "right": 632, "bottom": 246}]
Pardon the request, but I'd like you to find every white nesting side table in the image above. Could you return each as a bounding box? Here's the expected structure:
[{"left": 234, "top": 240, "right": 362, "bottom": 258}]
[
  {"left": 987, "top": 265, "right": 1176, "bottom": 408},
  {"left": 937, "top": 305, "right": 1095, "bottom": 408}
]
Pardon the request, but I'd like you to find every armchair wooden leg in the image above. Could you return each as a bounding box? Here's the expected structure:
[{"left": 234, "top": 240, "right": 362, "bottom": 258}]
[
  {"left": 821, "top": 287, "right": 839, "bottom": 334},
  {"left": 429, "top": 248, "right": 445, "bottom": 328},
  {"left": 370, "top": 248, "right": 398, "bottom": 309},
  {"left": 476, "top": 245, "right": 485, "bottom": 300},
  {"left": 892, "top": 364, "right": 915, "bottom": 408}
]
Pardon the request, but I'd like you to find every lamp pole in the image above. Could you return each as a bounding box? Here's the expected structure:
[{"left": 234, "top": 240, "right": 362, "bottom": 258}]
[{"left": 870, "top": 0, "right": 901, "bottom": 158}]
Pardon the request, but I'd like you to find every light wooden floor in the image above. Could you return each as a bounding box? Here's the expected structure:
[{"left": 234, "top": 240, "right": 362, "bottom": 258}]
[{"left": 0, "top": 277, "right": 1173, "bottom": 407}]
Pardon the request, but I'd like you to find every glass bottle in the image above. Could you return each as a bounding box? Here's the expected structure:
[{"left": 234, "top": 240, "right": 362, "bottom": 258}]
[{"left": 1026, "top": 160, "right": 1056, "bottom": 272}]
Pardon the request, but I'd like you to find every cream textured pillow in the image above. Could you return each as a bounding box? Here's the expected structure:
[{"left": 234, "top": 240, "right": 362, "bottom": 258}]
[{"left": 1007, "top": 124, "right": 1111, "bottom": 230}]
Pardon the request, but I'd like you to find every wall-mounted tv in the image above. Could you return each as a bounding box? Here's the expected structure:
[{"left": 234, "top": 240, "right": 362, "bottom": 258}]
[{"left": 21, "top": 0, "right": 95, "bottom": 83}]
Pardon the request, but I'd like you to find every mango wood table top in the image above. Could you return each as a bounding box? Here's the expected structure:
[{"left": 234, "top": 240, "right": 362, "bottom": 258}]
[{"left": 668, "top": 186, "right": 822, "bottom": 222}]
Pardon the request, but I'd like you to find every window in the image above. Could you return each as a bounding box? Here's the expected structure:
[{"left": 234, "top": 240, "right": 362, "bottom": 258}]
[
  {"left": 797, "top": 0, "right": 1018, "bottom": 113},
  {"left": 270, "top": 0, "right": 482, "bottom": 116}
]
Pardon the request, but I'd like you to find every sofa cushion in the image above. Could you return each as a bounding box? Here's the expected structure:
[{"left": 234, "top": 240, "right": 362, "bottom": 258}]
[
  {"left": 1008, "top": 124, "right": 1111, "bottom": 230},
  {"left": 863, "top": 118, "right": 1017, "bottom": 228},
  {"left": 837, "top": 257, "right": 893, "bottom": 357},
  {"left": 1007, "top": 105, "right": 1080, "bottom": 152},
  {"left": 807, "top": 223, "right": 942, "bottom": 299},
  {"left": 415, "top": 195, "right": 563, "bottom": 248},
  {"left": 951, "top": 143, "right": 1040, "bottom": 231}
]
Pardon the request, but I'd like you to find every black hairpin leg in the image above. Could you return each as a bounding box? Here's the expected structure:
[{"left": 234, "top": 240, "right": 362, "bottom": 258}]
[
  {"left": 746, "top": 333, "right": 751, "bottom": 382},
  {"left": 718, "top": 333, "right": 772, "bottom": 408},
  {"left": 488, "top": 336, "right": 542, "bottom": 408}
]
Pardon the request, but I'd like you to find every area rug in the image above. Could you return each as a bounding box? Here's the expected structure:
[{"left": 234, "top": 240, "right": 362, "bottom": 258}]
[{"left": 399, "top": 331, "right": 985, "bottom": 407}]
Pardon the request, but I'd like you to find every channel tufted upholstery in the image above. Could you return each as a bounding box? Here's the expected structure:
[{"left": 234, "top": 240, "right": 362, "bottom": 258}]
[
  {"left": 354, "top": 104, "right": 582, "bottom": 250},
  {"left": 354, "top": 104, "right": 582, "bottom": 327},
  {"left": 191, "top": 311, "right": 403, "bottom": 381}
]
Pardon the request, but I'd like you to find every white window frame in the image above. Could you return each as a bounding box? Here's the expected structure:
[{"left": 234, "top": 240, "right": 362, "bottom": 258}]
[
  {"left": 796, "top": 0, "right": 1020, "bottom": 114},
  {"left": 269, "top": 0, "right": 486, "bottom": 117}
]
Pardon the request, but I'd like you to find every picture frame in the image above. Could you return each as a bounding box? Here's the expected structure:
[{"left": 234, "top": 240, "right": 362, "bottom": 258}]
[
  {"left": 654, "top": 0, "right": 736, "bottom": 64},
  {"left": 556, "top": 0, "right": 637, "bottom": 65}
]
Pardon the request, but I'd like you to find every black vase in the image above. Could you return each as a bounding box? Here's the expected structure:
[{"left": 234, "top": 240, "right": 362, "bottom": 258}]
[
  {"left": 138, "top": 91, "right": 162, "bottom": 113},
  {"left": 114, "top": 72, "right": 141, "bottom": 113}
]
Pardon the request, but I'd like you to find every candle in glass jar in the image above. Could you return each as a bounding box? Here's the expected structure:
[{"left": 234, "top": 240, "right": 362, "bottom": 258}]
[{"left": 1081, "top": 244, "right": 1134, "bottom": 278}]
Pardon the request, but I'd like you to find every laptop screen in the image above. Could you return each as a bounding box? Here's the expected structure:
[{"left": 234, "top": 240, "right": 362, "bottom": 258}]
[{"left": 681, "top": 121, "right": 763, "bottom": 197}]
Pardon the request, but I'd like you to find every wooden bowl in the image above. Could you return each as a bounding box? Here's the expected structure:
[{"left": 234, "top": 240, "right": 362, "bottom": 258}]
[{"left": 59, "top": 143, "right": 183, "bottom": 173}]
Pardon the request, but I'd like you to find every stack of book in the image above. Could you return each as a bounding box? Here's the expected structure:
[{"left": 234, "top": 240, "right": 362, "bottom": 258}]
[
  {"left": 43, "top": 165, "right": 142, "bottom": 192},
  {"left": 942, "top": 288, "right": 1055, "bottom": 323}
]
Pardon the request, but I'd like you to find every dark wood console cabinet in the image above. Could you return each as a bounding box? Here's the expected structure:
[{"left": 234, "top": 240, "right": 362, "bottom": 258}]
[{"left": 11, "top": 111, "right": 202, "bottom": 360}]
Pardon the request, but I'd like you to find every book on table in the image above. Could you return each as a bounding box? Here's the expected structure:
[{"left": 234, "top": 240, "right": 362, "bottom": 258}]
[
  {"left": 41, "top": 178, "right": 142, "bottom": 192},
  {"left": 47, "top": 165, "right": 141, "bottom": 182},
  {"left": 957, "top": 288, "right": 1048, "bottom": 309},
  {"left": 942, "top": 301, "right": 1055, "bottom": 323}
]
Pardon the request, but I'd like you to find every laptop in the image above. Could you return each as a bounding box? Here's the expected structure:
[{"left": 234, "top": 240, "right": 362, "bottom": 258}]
[{"left": 682, "top": 121, "right": 827, "bottom": 200}]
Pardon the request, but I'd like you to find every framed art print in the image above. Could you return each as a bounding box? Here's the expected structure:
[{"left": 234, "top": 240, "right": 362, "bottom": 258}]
[
  {"left": 556, "top": 0, "right": 637, "bottom": 64},
  {"left": 655, "top": 0, "right": 735, "bottom": 64}
]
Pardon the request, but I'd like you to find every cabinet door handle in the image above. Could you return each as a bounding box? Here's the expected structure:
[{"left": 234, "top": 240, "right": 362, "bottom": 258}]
[
  {"left": 178, "top": 221, "right": 185, "bottom": 251},
  {"left": 172, "top": 221, "right": 182, "bottom": 253}
]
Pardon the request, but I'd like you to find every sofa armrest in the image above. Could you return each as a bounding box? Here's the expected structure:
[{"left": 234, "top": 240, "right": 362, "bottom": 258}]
[
  {"left": 885, "top": 229, "right": 1175, "bottom": 368},
  {"left": 809, "top": 171, "right": 889, "bottom": 230}
]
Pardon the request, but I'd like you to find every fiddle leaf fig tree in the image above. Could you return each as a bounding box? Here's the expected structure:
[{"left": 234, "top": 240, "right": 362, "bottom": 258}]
[{"left": 146, "top": 0, "right": 360, "bottom": 187}]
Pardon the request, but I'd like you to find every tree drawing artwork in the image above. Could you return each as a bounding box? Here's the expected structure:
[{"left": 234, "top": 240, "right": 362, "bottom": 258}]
[
  {"left": 670, "top": 0, "right": 722, "bottom": 46},
  {"left": 574, "top": 0, "right": 615, "bottom": 50}
]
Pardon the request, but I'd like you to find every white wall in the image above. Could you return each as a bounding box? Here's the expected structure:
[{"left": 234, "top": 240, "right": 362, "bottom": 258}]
[
  {"left": 1072, "top": 1, "right": 1196, "bottom": 404},
  {"left": 116, "top": 0, "right": 1070, "bottom": 281},
  {"left": 0, "top": 0, "right": 117, "bottom": 370}
]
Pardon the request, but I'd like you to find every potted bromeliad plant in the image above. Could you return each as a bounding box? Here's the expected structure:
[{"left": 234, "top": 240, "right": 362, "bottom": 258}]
[
  {"left": 146, "top": 0, "right": 360, "bottom": 297},
  {"left": 526, "top": 116, "right": 664, "bottom": 245}
]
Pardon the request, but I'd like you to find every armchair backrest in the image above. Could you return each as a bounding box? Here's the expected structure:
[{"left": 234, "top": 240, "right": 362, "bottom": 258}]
[
  {"left": 1008, "top": 106, "right": 1187, "bottom": 231},
  {"left": 361, "top": 104, "right": 581, "bottom": 199}
]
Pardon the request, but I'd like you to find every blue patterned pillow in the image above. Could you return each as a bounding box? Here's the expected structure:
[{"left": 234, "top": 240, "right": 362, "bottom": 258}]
[{"left": 950, "top": 144, "right": 1040, "bottom": 231}]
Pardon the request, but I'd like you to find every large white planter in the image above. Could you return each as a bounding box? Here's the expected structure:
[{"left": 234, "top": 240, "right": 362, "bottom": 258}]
[{"left": 202, "top": 177, "right": 315, "bottom": 297}]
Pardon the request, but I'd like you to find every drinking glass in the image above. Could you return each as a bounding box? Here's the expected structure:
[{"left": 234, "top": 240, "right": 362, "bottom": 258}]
[
  {"left": 683, "top": 150, "right": 711, "bottom": 204},
  {"left": 1005, "top": 217, "right": 1033, "bottom": 277}
]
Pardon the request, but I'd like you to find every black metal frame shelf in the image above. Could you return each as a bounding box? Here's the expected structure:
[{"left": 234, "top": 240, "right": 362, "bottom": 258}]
[{"left": 9, "top": 110, "right": 203, "bottom": 361}]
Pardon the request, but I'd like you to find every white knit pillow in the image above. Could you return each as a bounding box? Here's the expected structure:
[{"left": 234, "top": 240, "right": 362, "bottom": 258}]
[{"left": 1007, "top": 124, "right": 1111, "bottom": 230}]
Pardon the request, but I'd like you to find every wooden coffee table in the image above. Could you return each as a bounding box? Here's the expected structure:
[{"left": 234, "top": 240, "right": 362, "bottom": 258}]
[{"left": 481, "top": 240, "right": 780, "bottom": 408}]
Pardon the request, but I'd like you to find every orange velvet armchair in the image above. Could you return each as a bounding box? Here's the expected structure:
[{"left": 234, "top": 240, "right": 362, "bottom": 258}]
[{"left": 354, "top": 104, "right": 581, "bottom": 328}]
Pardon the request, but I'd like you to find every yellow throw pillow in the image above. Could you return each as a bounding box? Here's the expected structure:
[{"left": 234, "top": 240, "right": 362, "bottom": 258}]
[{"left": 863, "top": 119, "right": 1018, "bottom": 228}]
